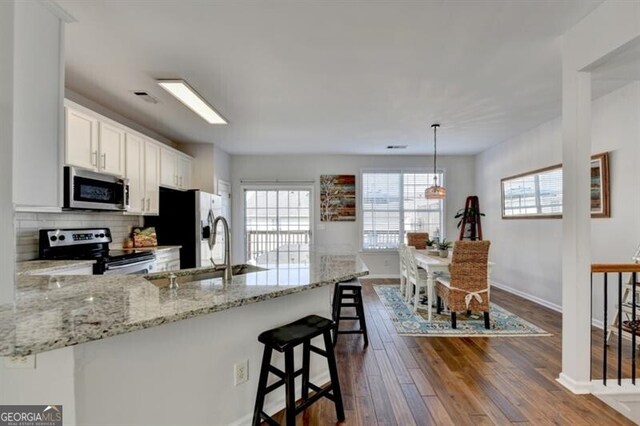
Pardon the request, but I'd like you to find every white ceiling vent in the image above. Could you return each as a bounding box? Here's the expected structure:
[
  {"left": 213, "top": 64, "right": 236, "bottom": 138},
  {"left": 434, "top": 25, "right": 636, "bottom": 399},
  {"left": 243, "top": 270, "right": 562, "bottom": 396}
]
[
  {"left": 131, "top": 91, "right": 159, "bottom": 104},
  {"left": 386, "top": 145, "right": 407, "bottom": 150}
]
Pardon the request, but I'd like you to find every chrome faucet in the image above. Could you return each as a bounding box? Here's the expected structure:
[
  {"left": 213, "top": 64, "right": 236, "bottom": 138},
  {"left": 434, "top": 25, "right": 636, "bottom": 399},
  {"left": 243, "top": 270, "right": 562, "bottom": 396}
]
[{"left": 210, "top": 216, "right": 232, "bottom": 282}]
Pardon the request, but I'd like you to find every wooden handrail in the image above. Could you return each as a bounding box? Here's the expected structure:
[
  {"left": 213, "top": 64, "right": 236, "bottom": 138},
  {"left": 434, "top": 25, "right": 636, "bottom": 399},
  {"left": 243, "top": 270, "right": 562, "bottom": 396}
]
[{"left": 591, "top": 264, "right": 640, "bottom": 273}]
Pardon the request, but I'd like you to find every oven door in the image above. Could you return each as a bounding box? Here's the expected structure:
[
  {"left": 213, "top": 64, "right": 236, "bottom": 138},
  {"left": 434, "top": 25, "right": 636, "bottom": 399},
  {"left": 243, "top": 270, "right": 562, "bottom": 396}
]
[
  {"left": 102, "top": 259, "right": 156, "bottom": 275},
  {"left": 64, "top": 166, "right": 130, "bottom": 211}
]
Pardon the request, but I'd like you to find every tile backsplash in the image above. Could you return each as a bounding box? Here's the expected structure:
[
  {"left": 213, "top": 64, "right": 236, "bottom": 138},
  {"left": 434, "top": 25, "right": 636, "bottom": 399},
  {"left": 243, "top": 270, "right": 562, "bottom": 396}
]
[{"left": 16, "top": 212, "right": 143, "bottom": 261}]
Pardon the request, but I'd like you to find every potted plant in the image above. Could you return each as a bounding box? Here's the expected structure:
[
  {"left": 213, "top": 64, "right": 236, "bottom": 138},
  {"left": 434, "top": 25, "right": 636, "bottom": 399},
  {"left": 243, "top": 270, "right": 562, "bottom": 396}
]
[
  {"left": 454, "top": 206, "right": 485, "bottom": 240},
  {"left": 437, "top": 239, "right": 452, "bottom": 258},
  {"left": 425, "top": 238, "right": 435, "bottom": 248}
]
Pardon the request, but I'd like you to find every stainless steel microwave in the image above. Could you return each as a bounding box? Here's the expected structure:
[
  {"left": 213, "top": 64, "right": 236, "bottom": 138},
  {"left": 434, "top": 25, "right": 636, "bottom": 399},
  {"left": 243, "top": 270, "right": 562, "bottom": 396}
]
[{"left": 63, "top": 166, "right": 130, "bottom": 211}]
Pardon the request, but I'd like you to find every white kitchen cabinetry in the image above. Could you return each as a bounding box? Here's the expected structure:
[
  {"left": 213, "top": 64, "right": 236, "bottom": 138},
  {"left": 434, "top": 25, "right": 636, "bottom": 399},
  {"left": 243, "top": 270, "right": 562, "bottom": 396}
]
[
  {"left": 144, "top": 141, "right": 160, "bottom": 215},
  {"left": 125, "top": 133, "right": 145, "bottom": 214},
  {"left": 178, "top": 155, "right": 192, "bottom": 189},
  {"left": 160, "top": 148, "right": 178, "bottom": 188},
  {"left": 154, "top": 248, "right": 181, "bottom": 272},
  {"left": 160, "top": 147, "right": 193, "bottom": 190},
  {"left": 126, "top": 134, "right": 161, "bottom": 216},
  {"left": 65, "top": 107, "right": 99, "bottom": 171},
  {"left": 65, "top": 105, "right": 126, "bottom": 177},
  {"left": 98, "top": 122, "right": 125, "bottom": 176}
]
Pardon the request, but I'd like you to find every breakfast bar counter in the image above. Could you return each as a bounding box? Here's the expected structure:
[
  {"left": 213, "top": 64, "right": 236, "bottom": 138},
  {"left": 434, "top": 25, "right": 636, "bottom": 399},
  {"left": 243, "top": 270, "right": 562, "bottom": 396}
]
[{"left": 1, "top": 253, "right": 368, "bottom": 356}]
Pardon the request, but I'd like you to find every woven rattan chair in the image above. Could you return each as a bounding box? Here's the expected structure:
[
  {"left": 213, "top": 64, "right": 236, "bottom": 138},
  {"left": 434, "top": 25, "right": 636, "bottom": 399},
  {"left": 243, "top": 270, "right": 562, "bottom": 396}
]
[
  {"left": 406, "top": 232, "right": 429, "bottom": 250},
  {"left": 436, "top": 240, "right": 491, "bottom": 329}
]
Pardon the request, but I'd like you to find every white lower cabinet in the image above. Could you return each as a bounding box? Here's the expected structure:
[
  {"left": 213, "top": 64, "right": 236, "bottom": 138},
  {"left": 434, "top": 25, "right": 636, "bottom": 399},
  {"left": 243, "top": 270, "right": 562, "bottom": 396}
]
[{"left": 154, "top": 248, "right": 181, "bottom": 272}]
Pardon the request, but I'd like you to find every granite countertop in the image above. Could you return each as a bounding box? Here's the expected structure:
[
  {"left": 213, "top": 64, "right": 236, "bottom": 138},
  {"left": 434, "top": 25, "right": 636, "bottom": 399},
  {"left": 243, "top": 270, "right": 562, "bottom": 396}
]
[
  {"left": 0, "top": 253, "right": 368, "bottom": 356},
  {"left": 16, "top": 260, "right": 97, "bottom": 276}
]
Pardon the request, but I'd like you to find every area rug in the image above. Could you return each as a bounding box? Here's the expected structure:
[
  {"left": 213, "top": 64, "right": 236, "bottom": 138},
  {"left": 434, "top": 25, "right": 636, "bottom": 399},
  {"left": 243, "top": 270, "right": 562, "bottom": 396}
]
[{"left": 373, "top": 285, "right": 551, "bottom": 337}]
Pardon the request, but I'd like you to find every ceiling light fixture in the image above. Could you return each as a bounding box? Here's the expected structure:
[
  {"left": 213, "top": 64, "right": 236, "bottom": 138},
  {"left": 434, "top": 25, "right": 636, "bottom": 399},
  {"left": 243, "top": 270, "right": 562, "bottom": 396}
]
[
  {"left": 157, "top": 79, "right": 227, "bottom": 124},
  {"left": 425, "top": 123, "right": 446, "bottom": 199}
]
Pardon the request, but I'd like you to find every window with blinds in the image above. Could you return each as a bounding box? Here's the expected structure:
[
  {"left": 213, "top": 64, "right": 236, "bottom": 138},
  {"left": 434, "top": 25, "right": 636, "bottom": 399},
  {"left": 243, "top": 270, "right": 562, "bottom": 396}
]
[{"left": 362, "top": 170, "right": 444, "bottom": 250}]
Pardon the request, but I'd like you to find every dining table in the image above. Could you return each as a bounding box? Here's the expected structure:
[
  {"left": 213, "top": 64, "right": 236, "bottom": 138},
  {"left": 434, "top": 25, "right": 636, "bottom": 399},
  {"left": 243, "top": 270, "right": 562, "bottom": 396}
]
[{"left": 413, "top": 249, "right": 494, "bottom": 321}]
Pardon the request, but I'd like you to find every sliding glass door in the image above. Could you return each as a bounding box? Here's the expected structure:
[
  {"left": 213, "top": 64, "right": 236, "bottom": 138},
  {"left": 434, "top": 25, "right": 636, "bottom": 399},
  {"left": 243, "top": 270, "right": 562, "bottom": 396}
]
[{"left": 244, "top": 188, "right": 312, "bottom": 265}]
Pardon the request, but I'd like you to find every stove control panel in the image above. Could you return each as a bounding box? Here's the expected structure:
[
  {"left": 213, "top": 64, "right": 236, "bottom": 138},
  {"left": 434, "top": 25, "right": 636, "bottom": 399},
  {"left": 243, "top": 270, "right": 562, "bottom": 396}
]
[{"left": 42, "top": 228, "right": 112, "bottom": 248}]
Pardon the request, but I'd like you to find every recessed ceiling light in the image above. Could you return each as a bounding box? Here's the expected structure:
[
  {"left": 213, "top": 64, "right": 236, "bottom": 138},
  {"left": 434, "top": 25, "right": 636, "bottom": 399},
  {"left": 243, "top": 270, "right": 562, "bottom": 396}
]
[{"left": 157, "top": 79, "right": 227, "bottom": 124}]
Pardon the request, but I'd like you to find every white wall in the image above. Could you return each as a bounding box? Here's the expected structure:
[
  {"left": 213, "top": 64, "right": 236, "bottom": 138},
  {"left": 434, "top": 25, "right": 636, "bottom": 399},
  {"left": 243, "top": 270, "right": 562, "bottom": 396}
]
[
  {"left": 13, "top": 0, "right": 63, "bottom": 209},
  {"left": 15, "top": 212, "right": 142, "bottom": 261},
  {"left": 179, "top": 143, "right": 231, "bottom": 194},
  {"left": 475, "top": 82, "right": 640, "bottom": 319},
  {"left": 230, "top": 154, "right": 476, "bottom": 275},
  {"left": 214, "top": 144, "right": 231, "bottom": 188},
  {"left": 0, "top": 0, "right": 15, "bottom": 304}
]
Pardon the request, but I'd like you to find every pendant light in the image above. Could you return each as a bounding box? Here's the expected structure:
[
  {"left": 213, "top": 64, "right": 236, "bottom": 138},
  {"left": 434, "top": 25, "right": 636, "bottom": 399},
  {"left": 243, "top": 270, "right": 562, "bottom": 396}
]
[{"left": 425, "top": 123, "right": 446, "bottom": 199}]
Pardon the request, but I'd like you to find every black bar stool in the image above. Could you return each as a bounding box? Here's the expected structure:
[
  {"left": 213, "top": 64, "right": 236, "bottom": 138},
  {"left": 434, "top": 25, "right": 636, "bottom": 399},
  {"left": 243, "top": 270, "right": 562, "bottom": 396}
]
[
  {"left": 332, "top": 278, "right": 369, "bottom": 347},
  {"left": 252, "top": 315, "right": 345, "bottom": 426}
]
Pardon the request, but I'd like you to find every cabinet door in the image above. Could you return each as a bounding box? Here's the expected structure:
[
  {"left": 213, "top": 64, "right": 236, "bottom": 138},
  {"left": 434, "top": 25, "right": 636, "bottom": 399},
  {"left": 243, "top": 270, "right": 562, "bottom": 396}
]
[
  {"left": 178, "top": 156, "right": 192, "bottom": 189},
  {"left": 144, "top": 141, "right": 161, "bottom": 214},
  {"left": 65, "top": 107, "right": 98, "bottom": 171},
  {"left": 125, "top": 133, "right": 145, "bottom": 214},
  {"left": 167, "top": 260, "right": 181, "bottom": 271},
  {"left": 99, "top": 122, "right": 126, "bottom": 176},
  {"left": 160, "top": 148, "right": 177, "bottom": 188}
]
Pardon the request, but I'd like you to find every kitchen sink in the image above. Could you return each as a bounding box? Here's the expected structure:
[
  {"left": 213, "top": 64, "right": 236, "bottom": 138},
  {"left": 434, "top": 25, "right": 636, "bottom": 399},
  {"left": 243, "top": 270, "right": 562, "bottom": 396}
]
[{"left": 146, "top": 264, "right": 267, "bottom": 288}]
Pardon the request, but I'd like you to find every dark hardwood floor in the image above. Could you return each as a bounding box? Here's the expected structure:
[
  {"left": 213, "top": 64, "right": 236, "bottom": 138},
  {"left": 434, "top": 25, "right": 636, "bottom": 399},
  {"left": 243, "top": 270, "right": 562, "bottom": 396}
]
[{"left": 268, "top": 279, "right": 633, "bottom": 425}]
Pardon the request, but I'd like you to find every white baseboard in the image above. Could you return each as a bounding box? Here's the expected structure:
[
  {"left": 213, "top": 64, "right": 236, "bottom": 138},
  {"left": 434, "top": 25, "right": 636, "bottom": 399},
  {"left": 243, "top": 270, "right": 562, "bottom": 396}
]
[
  {"left": 490, "top": 280, "right": 562, "bottom": 312},
  {"left": 228, "top": 371, "right": 330, "bottom": 426},
  {"left": 362, "top": 274, "right": 401, "bottom": 279},
  {"left": 556, "top": 373, "right": 592, "bottom": 394},
  {"left": 490, "top": 280, "right": 605, "bottom": 330}
]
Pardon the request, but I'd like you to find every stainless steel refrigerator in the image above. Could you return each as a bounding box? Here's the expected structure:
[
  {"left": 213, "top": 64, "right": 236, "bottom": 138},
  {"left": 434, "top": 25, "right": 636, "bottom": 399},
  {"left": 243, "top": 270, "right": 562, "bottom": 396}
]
[{"left": 145, "top": 188, "right": 225, "bottom": 269}]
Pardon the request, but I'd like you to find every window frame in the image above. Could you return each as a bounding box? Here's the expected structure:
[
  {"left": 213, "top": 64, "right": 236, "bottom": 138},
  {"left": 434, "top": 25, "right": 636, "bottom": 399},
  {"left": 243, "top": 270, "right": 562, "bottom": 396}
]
[
  {"left": 359, "top": 168, "right": 446, "bottom": 252},
  {"left": 241, "top": 184, "right": 314, "bottom": 263}
]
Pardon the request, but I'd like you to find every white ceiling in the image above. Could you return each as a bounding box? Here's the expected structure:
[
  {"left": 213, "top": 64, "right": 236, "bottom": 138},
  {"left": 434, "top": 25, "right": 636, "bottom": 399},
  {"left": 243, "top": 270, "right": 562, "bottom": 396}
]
[{"left": 58, "top": 0, "right": 602, "bottom": 155}]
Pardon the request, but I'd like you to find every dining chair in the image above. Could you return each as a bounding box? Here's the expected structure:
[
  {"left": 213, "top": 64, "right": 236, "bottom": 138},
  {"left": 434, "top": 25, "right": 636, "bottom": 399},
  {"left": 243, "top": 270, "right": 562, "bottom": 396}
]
[
  {"left": 406, "top": 232, "right": 429, "bottom": 250},
  {"left": 435, "top": 240, "right": 491, "bottom": 329},
  {"left": 405, "top": 246, "right": 429, "bottom": 312},
  {"left": 398, "top": 244, "right": 409, "bottom": 299}
]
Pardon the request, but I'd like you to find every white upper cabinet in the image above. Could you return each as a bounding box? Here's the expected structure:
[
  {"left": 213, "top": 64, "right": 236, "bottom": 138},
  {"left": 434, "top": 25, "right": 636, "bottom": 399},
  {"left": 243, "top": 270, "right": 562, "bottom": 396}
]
[
  {"left": 125, "top": 132, "right": 145, "bottom": 214},
  {"left": 160, "top": 147, "right": 192, "bottom": 190},
  {"left": 144, "top": 141, "right": 160, "bottom": 214},
  {"left": 65, "top": 104, "right": 126, "bottom": 177},
  {"left": 65, "top": 107, "right": 99, "bottom": 172},
  {"left": 178, "top": 155, "right": 192, "bottom": 190},
  {"left": 160, "top": 148, "right": 178, "bottom": 188},
  {"left": 98, "top": 122, "right": 125, "bottom": 177},
  {"left": 126, "top": 134, "right": 161, "bottom": 216}
]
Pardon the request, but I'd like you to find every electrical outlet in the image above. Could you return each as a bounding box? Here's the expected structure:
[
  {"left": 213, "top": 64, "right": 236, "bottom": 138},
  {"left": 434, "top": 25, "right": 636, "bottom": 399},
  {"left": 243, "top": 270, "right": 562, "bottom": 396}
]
[
  {"left": 234, "top": 359, "right": 248, "bottom": 386},
  {"left": 4, "top": 355, "right": 36, "bottom": 369}
]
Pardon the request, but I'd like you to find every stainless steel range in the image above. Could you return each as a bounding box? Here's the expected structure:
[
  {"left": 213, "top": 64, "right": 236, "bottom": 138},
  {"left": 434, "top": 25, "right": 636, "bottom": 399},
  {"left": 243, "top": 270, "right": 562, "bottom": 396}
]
[{"left": 39, "top": 228, "right": 156, "bottom": 275}]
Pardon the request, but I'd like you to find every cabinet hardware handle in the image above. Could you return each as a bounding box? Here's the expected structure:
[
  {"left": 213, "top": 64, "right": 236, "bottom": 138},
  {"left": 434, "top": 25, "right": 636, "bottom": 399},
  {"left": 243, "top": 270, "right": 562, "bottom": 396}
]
[
  {"left": 92, "top": 151, "right": 98, "bottom": 167},
  {"left": 179, "top": 176, "right": 183, "bottom": 187},
  {"left": 174, "top": 174, "right": 178, "bottom": 185},
  {"left": 141, "top": 197, "right": 146, "bottom": 211},
  {"left": 147, "top": 198, "right": 151, "bottom": 211},
  {"left": 101, "top": 153, "right": 106, "bottom": 169}
]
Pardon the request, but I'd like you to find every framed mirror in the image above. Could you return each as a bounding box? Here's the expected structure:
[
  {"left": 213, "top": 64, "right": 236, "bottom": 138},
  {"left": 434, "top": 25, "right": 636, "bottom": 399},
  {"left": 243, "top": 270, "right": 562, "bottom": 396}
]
[{"left": 501, "top": 152, "right": 609, "bottom": 219}]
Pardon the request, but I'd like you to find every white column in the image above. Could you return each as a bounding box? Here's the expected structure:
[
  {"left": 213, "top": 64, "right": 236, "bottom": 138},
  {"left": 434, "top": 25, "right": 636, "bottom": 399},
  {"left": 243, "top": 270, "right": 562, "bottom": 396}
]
[
  {"left": 558, "top": 67, "right": 592, "bottom": 393},
  {"left": 0, "top": 0, "right": 15, "bottom": 305}
]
